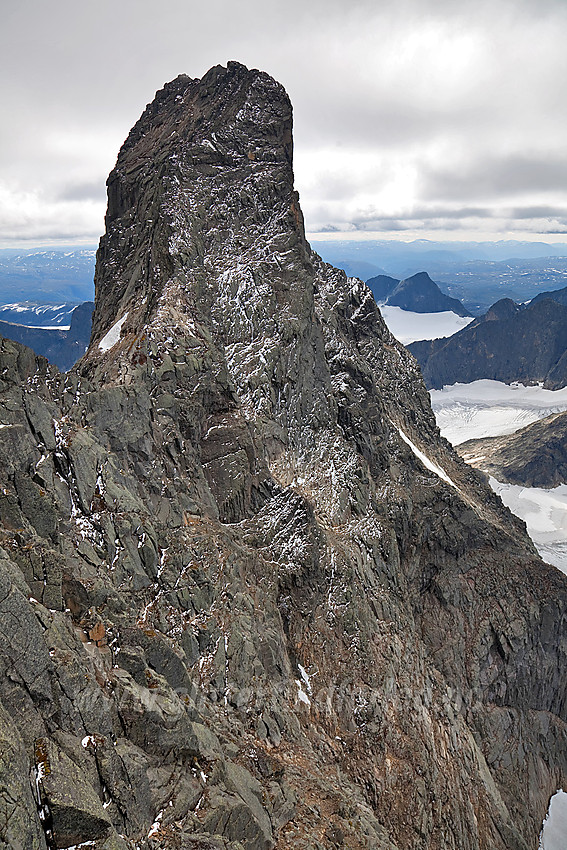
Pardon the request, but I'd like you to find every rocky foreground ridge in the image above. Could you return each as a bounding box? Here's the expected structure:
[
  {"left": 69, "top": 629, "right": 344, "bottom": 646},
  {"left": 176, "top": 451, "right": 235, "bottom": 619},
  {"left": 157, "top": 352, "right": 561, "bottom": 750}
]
[{"left": 0, "top": 62, "right": 566, "bottom": 850}]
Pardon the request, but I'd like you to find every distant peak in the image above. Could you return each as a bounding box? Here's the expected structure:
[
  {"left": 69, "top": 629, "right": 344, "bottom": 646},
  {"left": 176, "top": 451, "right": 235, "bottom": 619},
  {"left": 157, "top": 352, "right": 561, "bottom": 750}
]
[
  {"left": 483, "top": 298, "right": 520, "bottom": 321},
  {"left": 400, "top": 271, "right": 435, "bottom": 285},
  {"left": 374, "top": 270, "right": 472, "bottom": 317}
]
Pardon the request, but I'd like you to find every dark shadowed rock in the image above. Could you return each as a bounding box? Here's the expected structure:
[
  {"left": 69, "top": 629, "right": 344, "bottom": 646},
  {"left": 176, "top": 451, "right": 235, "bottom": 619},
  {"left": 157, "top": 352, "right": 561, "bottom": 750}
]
[
  {"left": 531, "top": 282, "right": 567, "bottom": 308},
  {"left": 365, "top": 273, "right": 399, "bottom": 302},
  {"left": 409, "top": 297, "right": 567, "bottom": 389},
  {"left": 35, "top": 737, "right": 112, "bottom": 847}
]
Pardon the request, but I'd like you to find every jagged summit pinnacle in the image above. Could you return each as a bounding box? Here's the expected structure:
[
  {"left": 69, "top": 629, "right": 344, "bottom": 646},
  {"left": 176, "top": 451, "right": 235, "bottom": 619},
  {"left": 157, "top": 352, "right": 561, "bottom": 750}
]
[{"left": 89, "top": 62, "right": 300, "bottom": 361}]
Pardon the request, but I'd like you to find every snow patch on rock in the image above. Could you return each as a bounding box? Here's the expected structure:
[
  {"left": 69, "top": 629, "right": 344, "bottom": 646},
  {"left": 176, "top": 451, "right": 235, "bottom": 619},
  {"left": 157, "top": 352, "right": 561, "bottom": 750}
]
[
  {"left": 397, "top": 426, "right": 457, "bottom": 489},
  {"left": 98, "top": 312, "right": 129, "bottom": 352}
]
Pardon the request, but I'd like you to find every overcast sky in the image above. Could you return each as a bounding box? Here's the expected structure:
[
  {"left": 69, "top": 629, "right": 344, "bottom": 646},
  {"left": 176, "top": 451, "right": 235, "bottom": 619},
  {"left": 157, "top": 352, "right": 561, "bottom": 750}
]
[{"left": 2, "top": 0, "right": 567, "bottom": 247}]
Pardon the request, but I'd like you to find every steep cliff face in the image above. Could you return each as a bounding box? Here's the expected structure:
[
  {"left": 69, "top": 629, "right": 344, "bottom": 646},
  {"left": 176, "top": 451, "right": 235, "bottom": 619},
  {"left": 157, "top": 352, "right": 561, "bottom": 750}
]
[{"left": 0, "top": 63, "right": 566, "bottom": 850}]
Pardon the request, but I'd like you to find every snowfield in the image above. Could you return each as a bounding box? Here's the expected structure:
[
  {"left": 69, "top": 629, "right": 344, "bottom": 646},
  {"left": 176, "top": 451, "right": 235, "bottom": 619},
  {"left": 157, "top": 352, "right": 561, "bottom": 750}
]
[
  {"left": 378, "top": 305, "right": 473, "bottom": 345},
  {"left": 540, "top": 791, "right": 567, "bottom": 850},
  {"left": 490, "top": 478, "right": 567, "bottom": 575},
  {"left": 430, "top": 380, "right": 567, "bottom": 445}
]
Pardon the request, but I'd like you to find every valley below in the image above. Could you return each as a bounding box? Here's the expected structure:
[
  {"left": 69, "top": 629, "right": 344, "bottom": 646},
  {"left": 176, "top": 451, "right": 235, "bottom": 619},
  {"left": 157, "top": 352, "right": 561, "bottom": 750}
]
[{"left": 428, "top": 379, "right": 567, "bottom": 576}]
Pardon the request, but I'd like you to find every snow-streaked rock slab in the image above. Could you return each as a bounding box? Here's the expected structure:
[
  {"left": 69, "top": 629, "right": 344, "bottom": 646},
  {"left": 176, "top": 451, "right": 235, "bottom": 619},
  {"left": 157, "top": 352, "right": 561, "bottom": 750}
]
[
  {"left": 397, "top": 426, "right": 457, "bottom": 489},
  {"left": 98, "top": 312, "right": 128, "bottom": 352}
]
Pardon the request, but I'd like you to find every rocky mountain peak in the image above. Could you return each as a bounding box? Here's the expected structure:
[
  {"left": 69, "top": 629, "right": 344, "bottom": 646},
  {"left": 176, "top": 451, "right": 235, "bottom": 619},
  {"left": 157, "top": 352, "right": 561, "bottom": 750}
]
[
  {"left": 366, "top": 270, "right": 471, "bottom": 317},
  {"left": 89, "top": 62, "right": 301, "bottom": 368},
  {"left": 482, "top": 297, "right": 521, "bottom": 321},
  {"left": 0, "top": 65, "right": 566, "bottom": 850}
]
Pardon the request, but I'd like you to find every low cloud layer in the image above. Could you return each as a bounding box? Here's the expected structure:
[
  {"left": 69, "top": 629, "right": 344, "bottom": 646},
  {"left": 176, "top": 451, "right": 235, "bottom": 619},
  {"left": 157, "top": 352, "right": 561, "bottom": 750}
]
[{"left": 2, "top": 0, "right": 567, "bottom": 245}]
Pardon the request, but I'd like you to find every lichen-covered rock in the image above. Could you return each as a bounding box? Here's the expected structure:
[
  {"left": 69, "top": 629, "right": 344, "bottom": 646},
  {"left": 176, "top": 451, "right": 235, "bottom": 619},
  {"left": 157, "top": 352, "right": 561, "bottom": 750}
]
[{"left": 0, "top": 62, "right": 564, "bottom": 850}]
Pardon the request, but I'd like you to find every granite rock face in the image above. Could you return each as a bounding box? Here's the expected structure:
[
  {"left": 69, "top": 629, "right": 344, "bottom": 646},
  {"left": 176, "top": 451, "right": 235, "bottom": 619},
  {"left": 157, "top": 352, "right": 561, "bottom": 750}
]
[{"left": 0, "top": 63, "right": 566, "bottom": 850}]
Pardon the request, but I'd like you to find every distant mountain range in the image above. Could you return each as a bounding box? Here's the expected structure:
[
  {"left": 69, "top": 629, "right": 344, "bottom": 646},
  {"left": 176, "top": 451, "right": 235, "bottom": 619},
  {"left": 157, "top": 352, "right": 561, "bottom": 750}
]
[
  {"left": 367, "top": 271, "right": 472, "bottom": 317},
  {"left": 0, "top": 248, "right": 95, "bottom": 303},
  {"left": 312, "top": 238, "right": 567, "bottom": 272},
  {"left": 0, "top": 251, "right": 95, "bottom": 370},
  {"left": 0, "top": 301, "right": 94, "bottom": 371},
  {"left": 433, "top": 257, "right": 567, "bottom": 316},
  {"left": 409, "top": 294, "right": 567, "bottom": 389},
  {"left": 0, "top": 302, "right": 79, "bottom": 327},
  {"left": 3, "top": 242, "right": 567, "bottom": 317},
  {"left": 312, "top": 240, "right": 567, "bottom": 314}
]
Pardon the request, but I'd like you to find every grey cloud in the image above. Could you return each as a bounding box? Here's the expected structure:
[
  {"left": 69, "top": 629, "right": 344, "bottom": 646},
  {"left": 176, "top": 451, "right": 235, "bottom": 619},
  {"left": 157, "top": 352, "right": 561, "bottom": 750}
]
[
  {"left": 306, "top": 205, "right": 496, "bottom": 233},
  {"left": 420, "top": 155, "right": 567, "bottom": 203},
  {"left": 316, "top": 224, "right": 346, "bottom": 233},
  {"left": 508, "top": 205, "right": 567, "bottom": 220},
  {"left": 2, "top": 0, "right": 567, "bottom": 244},
  {"left": 56, "top": 181, "right": 108, "bottom": 203},
  {"left": 294, "top": 97, "right": 446, "bottom": 152},
  {"left": 414, "top": 207, "right": 493, "bottom": 220},
  {"left": 356, "top": 207, "right": 494, "bottom": 223},
  {"left": 311, "top": 204, "right": 567, "bottom": 234},
  {"left": 357, "top": 220, "right": 417, "bottom": 232}
]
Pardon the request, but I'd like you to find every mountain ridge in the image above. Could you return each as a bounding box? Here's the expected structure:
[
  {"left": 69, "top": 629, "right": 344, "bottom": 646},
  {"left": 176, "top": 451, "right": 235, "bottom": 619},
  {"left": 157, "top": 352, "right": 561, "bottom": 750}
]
[
  {"left": 531, "top": 282, "right": 567, "bottom": 308},
  {"left": 409, "top": 296, "right": 567, "bottom": 389}
]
